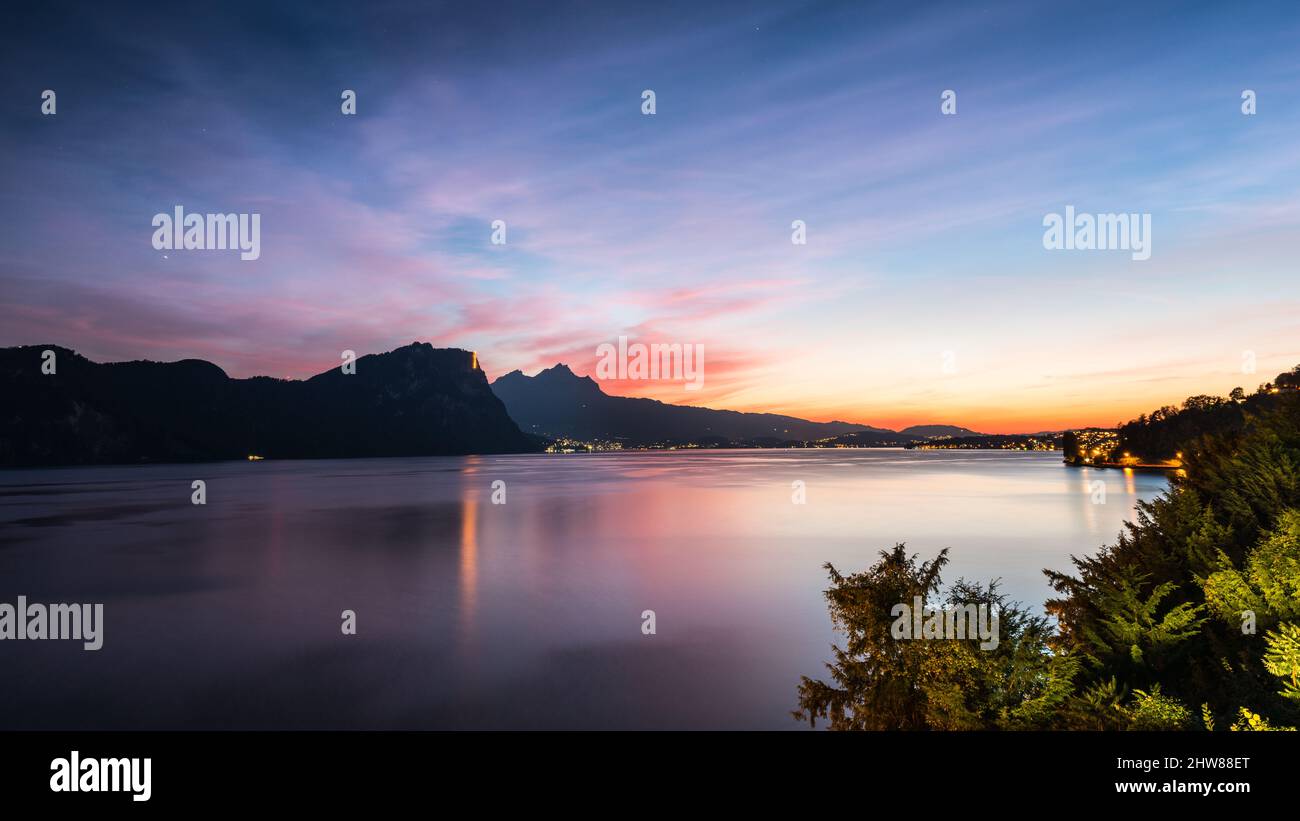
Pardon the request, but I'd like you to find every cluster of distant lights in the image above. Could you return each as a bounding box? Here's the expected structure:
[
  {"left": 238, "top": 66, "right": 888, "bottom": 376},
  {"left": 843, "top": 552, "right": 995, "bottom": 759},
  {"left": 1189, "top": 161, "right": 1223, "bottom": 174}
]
[
  {"left": 545, "top": 438, "right": 625, "bottom": 453},
  {"left": 914, "top": 438, "right": 1058, "bottom": 451}
]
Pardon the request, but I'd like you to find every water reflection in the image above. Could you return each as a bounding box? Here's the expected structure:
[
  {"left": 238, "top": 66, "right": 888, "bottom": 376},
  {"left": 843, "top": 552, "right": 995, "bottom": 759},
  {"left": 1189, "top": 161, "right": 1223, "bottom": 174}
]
[
  {"left": 459, "top": 495, "right": 478, "bottom": 643},
  {"left": 0, "top": 450, "right": 1167, "bottom": 729}
]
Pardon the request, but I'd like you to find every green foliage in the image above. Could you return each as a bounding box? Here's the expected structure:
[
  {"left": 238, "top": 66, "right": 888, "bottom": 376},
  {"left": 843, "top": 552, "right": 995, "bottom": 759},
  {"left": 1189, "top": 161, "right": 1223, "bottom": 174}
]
[
  {"left": 1052, "top": 678, "right": 1197, "bottom": 730},
  {"left": 1262, "top": 622, "right": 1300, "bottom": 704},
  {"left": 1044, "top": 394, "right": 1300, "bottom": 726},
  {"left": 1127, "top": 685, "right": 1194, "bottom": 730},
  {"left": 792, "top": 544, "right": 1071, "bottom": 730},
  {"left": 1116, "top": 366, "right": 1299, "bottom": 462},
  {"left": 1081, "top": 574, "right": 1204, "bottom": 665},
  {"left": 1204, "top": 510, "right": 1300, "bottom": 626},
  {"left": 1229, "top": 708, "right": 1295, "bottom": 732},
  {"left": 797, "top": 388, "right": 1300, "bottom": 730},
  {"left": 1057, "top": 678, "right": 1130, "bottom": 730}
]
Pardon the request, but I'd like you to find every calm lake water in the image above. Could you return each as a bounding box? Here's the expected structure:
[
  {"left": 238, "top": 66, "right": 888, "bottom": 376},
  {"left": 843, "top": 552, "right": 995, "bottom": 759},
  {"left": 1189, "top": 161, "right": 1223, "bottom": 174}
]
[{"left": 0, "top": 449, "right": 1166, "bottom": 730}]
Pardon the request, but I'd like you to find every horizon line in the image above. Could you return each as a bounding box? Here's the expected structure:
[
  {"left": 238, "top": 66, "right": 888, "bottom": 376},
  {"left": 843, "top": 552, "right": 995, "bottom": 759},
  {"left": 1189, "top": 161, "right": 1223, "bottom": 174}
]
[{"left": 10, "top": 339, "right": 1274, "bottom": 437}]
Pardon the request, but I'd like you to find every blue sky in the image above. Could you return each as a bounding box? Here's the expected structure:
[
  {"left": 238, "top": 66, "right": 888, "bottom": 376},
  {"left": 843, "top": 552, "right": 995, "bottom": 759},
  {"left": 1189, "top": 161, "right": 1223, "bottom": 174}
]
[{"left": 2, "top": 0, "right": 1298, "bottom": 431}]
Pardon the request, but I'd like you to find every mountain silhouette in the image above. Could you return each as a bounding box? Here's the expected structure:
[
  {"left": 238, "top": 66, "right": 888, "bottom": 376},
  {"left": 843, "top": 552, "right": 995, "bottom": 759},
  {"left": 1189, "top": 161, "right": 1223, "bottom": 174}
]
[
  {"left": 491, "top": 364, "right": 906, "bottom": 446},
  {"left": 0, "top": 343, "right": 537, "bottom": 466},
  {"left": 898, "top": 424, "right": 985, "bottom": 439}
]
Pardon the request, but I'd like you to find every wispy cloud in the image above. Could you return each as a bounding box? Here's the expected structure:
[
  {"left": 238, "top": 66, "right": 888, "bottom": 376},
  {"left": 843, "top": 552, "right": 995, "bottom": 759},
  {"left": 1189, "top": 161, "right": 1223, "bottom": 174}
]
[{"left": 2, "top": 0, "right": 1298, "bottom": 431}]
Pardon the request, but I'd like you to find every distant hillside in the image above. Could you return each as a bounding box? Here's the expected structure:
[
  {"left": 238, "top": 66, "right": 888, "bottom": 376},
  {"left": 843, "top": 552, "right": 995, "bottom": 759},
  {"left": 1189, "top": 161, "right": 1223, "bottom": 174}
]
[
  {"left": 905, "top": 433, "right": 1062, "bottom": 451},
  {"left": 1111, "top": 366, "right": 1300, "bottom": 462},
  {"left": 899, "top": 424, "right": 984, "bottom": 439},
  {"left": 0, "top": 343, "right": 537, "bottom": 466},
  {"left": 491, "top": 364, "right": 894, "bottom": 446},
  {"left": 1058, "top": 365, "right": 1300, "bottom": 466}
]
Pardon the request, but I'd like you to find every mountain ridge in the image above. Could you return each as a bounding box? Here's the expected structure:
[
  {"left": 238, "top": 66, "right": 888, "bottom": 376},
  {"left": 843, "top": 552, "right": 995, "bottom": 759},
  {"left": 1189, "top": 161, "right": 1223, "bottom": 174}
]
[
  {"left": 898, "top": 424, "right": 985, "bottom": 438},
  {"left": 491, "top": 363, "right": 909, "bottom": 446},
  {"left": 0, "top": 342, "right": 538, "bottom": 466}
]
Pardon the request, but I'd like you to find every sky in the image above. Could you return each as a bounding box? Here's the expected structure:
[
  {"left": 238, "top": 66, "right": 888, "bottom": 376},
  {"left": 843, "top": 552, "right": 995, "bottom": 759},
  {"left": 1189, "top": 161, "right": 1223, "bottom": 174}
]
[{"left": 2, "top": 0, "right": 1299, "bottom": 433}]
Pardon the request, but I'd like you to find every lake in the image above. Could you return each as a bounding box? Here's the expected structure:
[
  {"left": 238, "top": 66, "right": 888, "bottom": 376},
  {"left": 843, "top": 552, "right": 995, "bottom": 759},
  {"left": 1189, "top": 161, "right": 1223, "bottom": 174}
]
[{"left": 0, "top": 449, "right": 1167, "bottom": 729}]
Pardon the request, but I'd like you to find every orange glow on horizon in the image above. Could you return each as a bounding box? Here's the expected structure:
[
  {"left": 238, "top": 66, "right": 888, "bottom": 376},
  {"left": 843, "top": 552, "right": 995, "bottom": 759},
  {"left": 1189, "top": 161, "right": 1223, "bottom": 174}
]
[{"left": 571, "top": 378, "right": 1267, "bottom": 435}]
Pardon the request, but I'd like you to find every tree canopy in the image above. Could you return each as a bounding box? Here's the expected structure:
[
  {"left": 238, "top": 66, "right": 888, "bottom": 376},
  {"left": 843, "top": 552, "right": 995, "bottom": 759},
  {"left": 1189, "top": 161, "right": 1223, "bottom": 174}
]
[{"left": 797, "top": 389, "right": 1300, "bottom": 731}]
